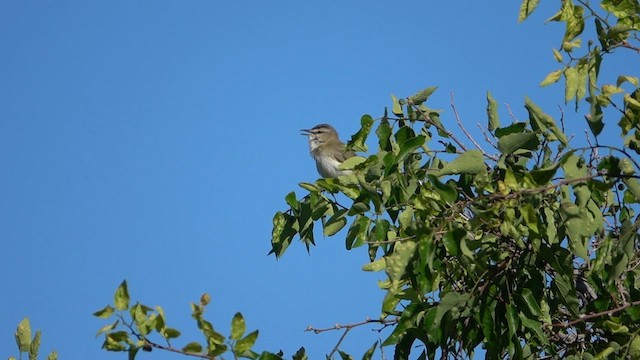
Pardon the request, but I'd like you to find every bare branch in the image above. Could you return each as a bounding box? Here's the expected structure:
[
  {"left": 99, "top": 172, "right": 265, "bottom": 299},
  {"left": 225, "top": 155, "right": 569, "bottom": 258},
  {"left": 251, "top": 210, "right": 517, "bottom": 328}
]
[{"left": 450, "top": 92, "right": 498, "bottom": 161}]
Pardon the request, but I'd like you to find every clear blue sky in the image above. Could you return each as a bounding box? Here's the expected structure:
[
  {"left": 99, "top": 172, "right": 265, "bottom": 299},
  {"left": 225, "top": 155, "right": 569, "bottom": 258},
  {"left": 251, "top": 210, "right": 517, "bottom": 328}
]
[{"left": 1, "top": 1, "right": 631, "bottom": 359}]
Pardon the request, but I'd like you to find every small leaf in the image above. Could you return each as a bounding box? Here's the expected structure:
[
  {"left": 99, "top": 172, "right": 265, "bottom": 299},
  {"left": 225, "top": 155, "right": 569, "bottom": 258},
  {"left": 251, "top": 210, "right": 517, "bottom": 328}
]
[
  {"left": 391, "top": 95, "right": 404, "bottom": 117},
  {"left": 235, "top": 330, "right": 259, "bottom": 354},
  {"left": 96, "top": 320, "right": 119, "bottom": 338},
  {"left": 285, "top": 192, "right": 298, "bottom": 209},
  {"left": 15, "top": 317, "right": 32, "bottom": 352},
  {"left": 114, "top": 280, "right": 130, "bottom": 311},
  {"left": 347, "top": 115, "right": 374, "bottom": 152},
  {"left": 230, "top": 312, "right": 246, "bottom": 340},
  {"left": 486, "top": 91, "right": 500, "bottom": 131},
  {"left": 409, "top": 86, "right": 438, "bottom": 105},
  {"left": 617, "top": 75, "right": 639, "bottom": 87},
  {"left": 397, "top": 135, "right": 425, "bottom": 162},
  {"left": 518, "top": 0, "right": 540, "bottom": 22},
  {"left": 552, "top": 48, "right": 564, "bottom": 62},
  {"left": 182, "top": 342, "right": 203, "bottom": 353},
  {"left": 564, "top": 67, "right": 579, "bottom": 102},
  {"left": 361, "top": 341, "right": 378, "bottom": 360},
  {"left": 385, "top": 241, "right": 417, "bottom": 283},
  {"left": 338, "top": 156, "right": 367, "bottom": 170},
  {"left": 29, "top": 330, "right": 41, "bottom": 360},
  {"left": 520, "top": 288, "right": 542, "bottom": 317},
  {"left": 93, "top": 305, "right": 115, "bottom": 319},
  {"left": 540, "top": 69, "right": 563, "bottom": 86},
  {"left": 435, "top": 150, "right": 485, "bottom": 176},
  {"left": 323, "top": 210, "right": 347, "bottom": 236},
  {"left": 298, "top": 182, "right": 319, "bottom": 192},
  {"left": 162, "top": 328, "right": 181, "bottom": 339},
  {"left": 362, "top": 258, "right": 386, "bottom": 272}
]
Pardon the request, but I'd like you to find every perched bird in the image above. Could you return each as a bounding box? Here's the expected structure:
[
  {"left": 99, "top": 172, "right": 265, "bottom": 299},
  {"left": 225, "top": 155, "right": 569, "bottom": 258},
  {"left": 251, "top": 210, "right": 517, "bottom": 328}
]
[{"left": 301, "top": 124, "right": 356, "bottom": 178}]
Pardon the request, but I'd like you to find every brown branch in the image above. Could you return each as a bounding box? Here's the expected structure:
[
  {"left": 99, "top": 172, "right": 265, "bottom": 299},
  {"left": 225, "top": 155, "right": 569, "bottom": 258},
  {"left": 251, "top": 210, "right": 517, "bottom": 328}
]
[
  {"left": 547, "top": 299, "right": 640, "bottom": 328},
  {"left": 118, "top": 315, "right": 216, "bottom": 360},
  {"left": 621, "top": 40, "right": 640, "bottom": 53},
  {"left": 306, "top": 318, "right": 398, "bottom": 359},
  {"left": 143, "top": 339, "right": 215, "bottom": 360},
  {"left": 450, "top": 92, "right": 498, "bottom": 161},
  {"left": 306, "top": 317, "right": 398, "bottom": 334}
]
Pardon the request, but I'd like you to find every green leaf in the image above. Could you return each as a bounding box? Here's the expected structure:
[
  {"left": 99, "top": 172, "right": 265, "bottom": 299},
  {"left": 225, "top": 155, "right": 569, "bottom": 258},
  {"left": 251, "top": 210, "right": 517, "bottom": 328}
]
[
  {"left": 518, "top": 314, "right": 548, "bottom": 345},
  {"left": 285, "top": 192, "right": 298, "bottom": 209},
  {"left": 235, "top": 330, "right": 259, "bottom": 354},
  {"left": 520, "top": 288, "right": 542, "bottom": 317},
  {"left": 338, "top": 350, "right": 355, "bottom": 360},
  {"left": 29, "top": 330, "right": 40, "bottom": 360},
  {"left": 540, "top": 69, "right": 563, "bottom": 86},
  {"left": 385, "top": 241, "right": 417, "bottom": 283},
  {"left": 617, "top": 75, "right": 639, "bottom": 87},
  {"left": 15, "top": 317, "right": 32, "bottom": 352},
  {"left": 435, "top": 150, "right": 485, "bottom": 176},
  {"left": 298, "top": 182, "right": 319, "bottom": 193},
  {"left": 525, "top": 97, "right": 568, "bottom": 144},
  {"left": 552, "top": 48, "right": 564, "bottom": 62},
  {"left": 391, "top": 94, "right": 404, "bottom": 117},
  {"left": 323, "top": 210, "right": 347, "bottom": 236},
  {"left": 347, "top": 115, "right": 374, "bottom": 152},
  {"left": 629, "top": 335, "right": 640, "bottom": 359},
  {"left": 506, "top": 304, "right": 519, "bottom": 338},
  {"left": 409, "top": 86, "right": 438, "bottom": 105},
  {"left": 182, "top": 342, "right": 203, "bottom": 353},
  {"left": 443, "top": 228, "right": 465, "bottom": 256},
  {"left": 96, "top": 320, "right": 119, "bottom": 338},
  {"left": 162, "top": 328, "right": 181, "bottom": 339},
  {"left": 560, "top": 202, "right": 589, "bottom": 259},
  {"left": 564, "top": 67, "right": 579, "bottom": 102},
  {"left": 114, "top": 280, "right": 130, "bottom": 311},
  {"left": 93, "top": 305, "right": 115, "bottom": 319},
  {"left": 518, "top": 0, "right": 540, "bottom": 22},
  {"left": 338, "top": 156, "right": 367, "bottom": 170},
  {"left": 362, "top": 258, "right": 386, "bottom": 272},
  {"left": 230, "top": 312, "right": 246, "bottom": 340},
  {"left": 290, "top": 347, "right": 307, "bottom": 360},
  {"left": 397, "top": 135, "right": 425, "bottom": 163},
  {"left": 361, "top": 341, "right": 378, "bottom": 360},
  {"left": 487, "top": 91, "right": 500, "bottom": 131}
]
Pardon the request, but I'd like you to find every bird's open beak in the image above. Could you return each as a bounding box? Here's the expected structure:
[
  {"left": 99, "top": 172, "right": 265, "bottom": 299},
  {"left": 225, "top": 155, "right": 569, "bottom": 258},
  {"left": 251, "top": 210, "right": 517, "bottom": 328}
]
[{"left": 300, "top": 129, "right": 312, "bottom": 136}]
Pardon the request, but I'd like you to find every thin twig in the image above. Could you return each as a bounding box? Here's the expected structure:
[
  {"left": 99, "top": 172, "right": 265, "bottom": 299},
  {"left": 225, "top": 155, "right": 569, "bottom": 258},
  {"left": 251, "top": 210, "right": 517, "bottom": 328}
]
[
  {"left": 547, "top": 299, "right": 640, "bottom": 328},
  {"left": 476, "top": 123, "right": 499, "bottom": 150},
  {"left": 450, "top": 92, "right": 498, "bottom": 161},
  {"left": 406, "top": 100, "right": 470, "bottom": 153},
  {"left": 505, "top": 103, "right": 519, "bottom": 122},
  {"left": 118, "top": 315, "right": 216, "bottom": 360}
]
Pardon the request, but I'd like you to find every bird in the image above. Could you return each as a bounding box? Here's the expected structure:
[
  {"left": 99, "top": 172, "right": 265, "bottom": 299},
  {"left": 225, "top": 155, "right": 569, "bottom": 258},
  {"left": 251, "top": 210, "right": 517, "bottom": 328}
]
[{"left": 300, "top": 124, "right": 356, "bottom": 178}]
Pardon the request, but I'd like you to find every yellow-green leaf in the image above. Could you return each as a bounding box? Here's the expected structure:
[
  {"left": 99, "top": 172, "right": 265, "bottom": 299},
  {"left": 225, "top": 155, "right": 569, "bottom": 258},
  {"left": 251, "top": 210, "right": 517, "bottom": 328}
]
[
  {"left": 435, "top": 150, "right": 485, "bottom": 176},
  {"left": 487, "top": 91, "right": 500, "bottom": 131},
  {"left": 518, "top": 0, "right": 540, "bottom": 22},
  {"left": 230, "top": 312, "right": 246, "bottom": 340},
  {"left": 540, "top": 69, "right": 563, "bottom": 87},
  {"left": 15, "top": 317, "right": 32, "bottom": 352},
  {"left": 114, "top": 280, "right": 130, "bottom": 311}
]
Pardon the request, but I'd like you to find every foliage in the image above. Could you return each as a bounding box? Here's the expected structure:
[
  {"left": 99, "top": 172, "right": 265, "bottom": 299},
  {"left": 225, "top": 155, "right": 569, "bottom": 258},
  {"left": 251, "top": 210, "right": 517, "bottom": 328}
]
[
  {"left": 8, "top": 318, "right": 58, "bottom": 360},
  {"left": 270, "top": 0, "right": 640, "bottom": 359},
  {"left": 93, "top": 280, "right": 302, "bottom": 360}
]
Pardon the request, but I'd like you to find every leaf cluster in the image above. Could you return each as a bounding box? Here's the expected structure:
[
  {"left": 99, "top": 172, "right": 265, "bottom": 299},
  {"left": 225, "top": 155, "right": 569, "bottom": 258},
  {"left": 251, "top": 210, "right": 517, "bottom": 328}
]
[
  {"left": 270, "top": 2, "right": 640, "bottom": 357},
  {"left": 93, "top": 280, "right": 300, "bottom": 360}
]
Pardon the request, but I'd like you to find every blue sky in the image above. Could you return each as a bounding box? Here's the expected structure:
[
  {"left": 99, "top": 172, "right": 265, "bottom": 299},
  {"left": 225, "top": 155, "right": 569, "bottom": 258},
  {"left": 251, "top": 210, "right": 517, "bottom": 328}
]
[{"left": 1, "top": 1, "right": 632, "bottom": 359}]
